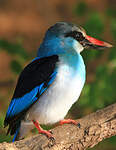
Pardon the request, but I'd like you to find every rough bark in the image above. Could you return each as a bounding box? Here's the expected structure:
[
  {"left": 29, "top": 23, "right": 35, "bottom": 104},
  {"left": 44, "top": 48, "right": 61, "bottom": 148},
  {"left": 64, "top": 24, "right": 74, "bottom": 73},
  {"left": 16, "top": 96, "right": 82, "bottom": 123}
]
[{"left": 0, "top": 103, "right": 116, "bottom": 150}]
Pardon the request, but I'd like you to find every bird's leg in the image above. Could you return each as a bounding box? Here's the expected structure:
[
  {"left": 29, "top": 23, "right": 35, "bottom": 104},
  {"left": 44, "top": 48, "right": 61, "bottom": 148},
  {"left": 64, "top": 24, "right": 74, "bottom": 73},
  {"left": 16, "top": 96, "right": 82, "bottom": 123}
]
[
  {"left": 59, "top": 119, "right": 80, "bottom": 128},
  {"left": 32, "top": 120, "right": 53, "bottom": 138}
]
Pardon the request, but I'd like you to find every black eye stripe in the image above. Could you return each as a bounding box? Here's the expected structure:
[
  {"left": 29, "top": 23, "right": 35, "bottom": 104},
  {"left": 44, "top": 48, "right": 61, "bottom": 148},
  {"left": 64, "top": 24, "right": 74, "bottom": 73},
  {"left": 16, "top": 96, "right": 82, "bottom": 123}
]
[{"left": 65, "top": 31, "right": 85, "bottom": 41}]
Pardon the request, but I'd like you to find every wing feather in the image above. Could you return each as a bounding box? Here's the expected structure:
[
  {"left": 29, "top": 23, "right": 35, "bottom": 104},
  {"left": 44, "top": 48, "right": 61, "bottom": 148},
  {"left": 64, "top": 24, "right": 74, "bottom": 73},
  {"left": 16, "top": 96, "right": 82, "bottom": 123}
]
[{"left": 4, "top": 55, "right": 58, "bottom": 135}]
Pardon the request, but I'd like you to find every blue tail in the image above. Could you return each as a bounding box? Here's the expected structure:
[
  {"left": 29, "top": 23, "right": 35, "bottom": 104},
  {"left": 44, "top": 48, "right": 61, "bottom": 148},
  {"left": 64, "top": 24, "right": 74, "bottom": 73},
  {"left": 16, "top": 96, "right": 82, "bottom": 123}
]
[
  {"left": 12, "top": 127, "right": 20, "bottom": 142},
  {"left": 12, "top": 126, "right": 20, "bottom": 142}
]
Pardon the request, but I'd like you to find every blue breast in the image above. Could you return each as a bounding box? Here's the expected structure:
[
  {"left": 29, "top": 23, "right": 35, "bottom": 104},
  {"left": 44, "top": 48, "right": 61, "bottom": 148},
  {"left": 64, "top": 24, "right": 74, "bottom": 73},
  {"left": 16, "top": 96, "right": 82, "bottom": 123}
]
[{"left": 59, "top": 53, "right": 86, "bottom": 83}]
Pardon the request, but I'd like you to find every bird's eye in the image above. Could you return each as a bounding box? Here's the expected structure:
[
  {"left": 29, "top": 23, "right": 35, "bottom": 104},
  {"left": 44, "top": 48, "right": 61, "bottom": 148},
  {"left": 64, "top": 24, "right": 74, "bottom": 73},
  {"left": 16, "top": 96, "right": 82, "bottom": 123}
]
[{"left": 65, "top": 31, "right": 84, "bottom": 41}]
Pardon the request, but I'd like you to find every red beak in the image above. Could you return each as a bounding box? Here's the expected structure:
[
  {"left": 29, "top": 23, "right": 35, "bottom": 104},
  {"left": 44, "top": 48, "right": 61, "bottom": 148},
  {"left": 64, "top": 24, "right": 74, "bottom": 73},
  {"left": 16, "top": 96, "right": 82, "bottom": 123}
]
[{"left": 85, "top": 35, "right": 112, "bottom": 49}]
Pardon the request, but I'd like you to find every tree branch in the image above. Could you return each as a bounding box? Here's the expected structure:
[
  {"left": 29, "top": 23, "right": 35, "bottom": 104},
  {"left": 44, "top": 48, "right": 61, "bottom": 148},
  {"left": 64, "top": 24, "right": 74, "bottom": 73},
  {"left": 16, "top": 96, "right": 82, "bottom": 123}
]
[{"left": 1, "top": 103, "right": 116, "bottom": 150}]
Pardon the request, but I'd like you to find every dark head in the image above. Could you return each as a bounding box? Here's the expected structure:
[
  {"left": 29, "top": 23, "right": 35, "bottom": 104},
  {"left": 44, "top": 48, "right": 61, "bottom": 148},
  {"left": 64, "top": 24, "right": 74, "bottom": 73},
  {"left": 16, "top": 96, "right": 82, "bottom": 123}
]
[{"left": 38, "top": 22, "right": 112, "bottom": 57}]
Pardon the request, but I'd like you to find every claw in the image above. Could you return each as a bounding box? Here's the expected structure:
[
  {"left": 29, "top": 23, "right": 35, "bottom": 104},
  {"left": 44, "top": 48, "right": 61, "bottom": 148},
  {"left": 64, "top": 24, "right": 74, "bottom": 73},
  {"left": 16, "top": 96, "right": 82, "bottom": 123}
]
[
  {"left": 77, "top": 123, "right": 81, "bottom": 128},
  {"left": 32, "top": 120, "right": 53, "bottom": 138},
  {"left": 48, "top": 136, "right": 56, "bottom": 148},
  {"left": 49, "top": 130, "right": 53, "bottom": 134},
  {"left": 39, "top": 129, "right": 53, "bottom": 138},
  {"left": 59, "top": 119, "right": 80, "bottom": 128}
]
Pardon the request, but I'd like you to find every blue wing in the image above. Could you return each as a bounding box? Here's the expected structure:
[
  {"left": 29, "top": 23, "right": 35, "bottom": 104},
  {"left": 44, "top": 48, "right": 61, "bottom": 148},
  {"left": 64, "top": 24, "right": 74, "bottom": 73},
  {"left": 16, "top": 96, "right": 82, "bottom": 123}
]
[
  {"left": 6, "top": 73, "right": 57, "bottom": 119},
  {"left": 6, "top": 85, "right": 42, "bottom": 118},
  {"left": 4, "top": 55, "right": 58, "bottom": 135}
]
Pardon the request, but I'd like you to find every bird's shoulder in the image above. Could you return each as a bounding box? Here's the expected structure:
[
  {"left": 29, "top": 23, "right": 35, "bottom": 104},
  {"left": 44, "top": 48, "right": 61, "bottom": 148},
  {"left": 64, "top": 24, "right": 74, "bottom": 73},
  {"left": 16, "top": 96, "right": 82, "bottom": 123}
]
[{"left": 13, "top": 55, "right": 59, "bottom": 98}]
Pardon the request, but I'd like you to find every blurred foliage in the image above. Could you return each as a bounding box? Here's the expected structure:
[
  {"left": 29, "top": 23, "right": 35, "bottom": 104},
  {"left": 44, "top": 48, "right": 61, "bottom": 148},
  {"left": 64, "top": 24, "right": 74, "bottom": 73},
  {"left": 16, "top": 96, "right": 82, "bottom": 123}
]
[
  {"left": 111, "top": 19, "right": 116, "bottom": 40},
  {"left": 80, "top": 64, "right": 116, "bottom": 110},
  {"left": 106, "top": 7, "right": 116, "bottom": 18},
  {"left": 74, "top": 1, "right": 88, "bottom": 16},
  {"left": 89, "top": 136, "right": 116, "bottom": 150},
  {"left": 0, "top": 39, "right": 28, "bottom": 59},
  {"left": 10, "top": 60, "right": 23, "bottom": 75},
  {"left": 84, "top": 13, "right": 104, "bottom": 37},
  {"left": 0, "top": 39, "right": 30, "bottom": 74},
  {"left": 0, "top": 1, "right": 116, "bottom": 149}
]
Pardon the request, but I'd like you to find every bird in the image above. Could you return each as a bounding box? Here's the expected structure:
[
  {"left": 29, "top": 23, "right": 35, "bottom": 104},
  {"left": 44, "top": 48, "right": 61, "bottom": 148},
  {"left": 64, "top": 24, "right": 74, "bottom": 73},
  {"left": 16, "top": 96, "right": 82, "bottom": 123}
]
[{"left": 4, "top": 22, "right": 112, "bottom": 142}]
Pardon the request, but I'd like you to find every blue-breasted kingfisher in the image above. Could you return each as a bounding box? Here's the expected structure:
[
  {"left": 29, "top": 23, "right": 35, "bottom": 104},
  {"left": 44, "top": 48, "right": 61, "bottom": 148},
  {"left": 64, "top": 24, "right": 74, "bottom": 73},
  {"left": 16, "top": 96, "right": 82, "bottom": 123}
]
[{"left": 4, "top": 22, "right": 112, "bottom": 141}]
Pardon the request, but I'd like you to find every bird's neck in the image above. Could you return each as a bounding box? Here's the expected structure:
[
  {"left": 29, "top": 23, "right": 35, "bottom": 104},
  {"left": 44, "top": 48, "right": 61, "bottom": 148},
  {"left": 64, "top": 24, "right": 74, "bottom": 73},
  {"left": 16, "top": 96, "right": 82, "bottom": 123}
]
[
  {"left": 58, "top": 53, "right": 86, "bottom": 79},
  {"left": 37, "top": 37, "right": 63, "bottom": 58}
]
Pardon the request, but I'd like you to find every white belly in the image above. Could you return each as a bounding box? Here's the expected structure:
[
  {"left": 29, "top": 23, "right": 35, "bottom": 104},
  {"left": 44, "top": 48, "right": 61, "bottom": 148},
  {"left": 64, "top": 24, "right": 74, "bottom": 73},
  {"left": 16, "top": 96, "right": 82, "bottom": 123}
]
[{"left": 27, "top": 61, "right": 85, "bottom": 125}]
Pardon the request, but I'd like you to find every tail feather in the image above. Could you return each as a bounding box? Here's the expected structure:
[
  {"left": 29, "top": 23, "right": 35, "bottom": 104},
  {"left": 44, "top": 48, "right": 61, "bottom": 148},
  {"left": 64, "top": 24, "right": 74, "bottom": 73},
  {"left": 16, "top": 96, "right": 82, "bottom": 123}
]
[
  {"left": 5, "top": 118, "right": 34, "bottom": 142},
  {"left": 5, "top": 120, "right": 21, "bottom": 142},
  {"left": 13, "top": 121, "right": 34, "bottom": 142},
  {"left": 12, "top": 126, "right": 20, "bottom": 142}
]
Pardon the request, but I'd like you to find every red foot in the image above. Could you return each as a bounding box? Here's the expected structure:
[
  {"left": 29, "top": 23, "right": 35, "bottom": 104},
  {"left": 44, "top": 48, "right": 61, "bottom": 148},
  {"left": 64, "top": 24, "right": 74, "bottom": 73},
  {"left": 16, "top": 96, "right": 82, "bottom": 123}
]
[
  {"left": 32, "top": 120, "right": 53, "bottom": 138},
  {"left": 59, "top": 119, "right": 78, "bottom": 125}
]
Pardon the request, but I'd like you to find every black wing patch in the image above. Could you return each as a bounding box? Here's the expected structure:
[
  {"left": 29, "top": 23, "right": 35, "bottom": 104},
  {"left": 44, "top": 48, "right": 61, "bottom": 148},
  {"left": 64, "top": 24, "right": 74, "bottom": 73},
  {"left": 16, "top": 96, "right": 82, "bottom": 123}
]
[
  {"left": 4, "top": 55, "right": 59, "bottom": 135},
  {"left": 13, "top": 55, "right": 59, "bottom": 98}
]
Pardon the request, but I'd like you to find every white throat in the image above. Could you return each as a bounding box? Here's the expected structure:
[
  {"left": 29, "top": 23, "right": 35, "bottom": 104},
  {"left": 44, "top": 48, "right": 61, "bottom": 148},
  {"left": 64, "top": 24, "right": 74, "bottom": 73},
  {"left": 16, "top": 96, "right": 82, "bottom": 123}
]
[{"left": 61, "top": 37, "right": 84, "bottom": 54}]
